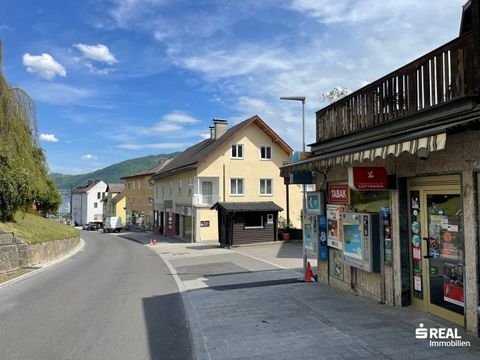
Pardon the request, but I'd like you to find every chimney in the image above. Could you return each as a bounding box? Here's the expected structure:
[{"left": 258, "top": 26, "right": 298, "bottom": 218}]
[
  {"left": 213, "top": 118, "right": 228, "bottom": 139},
  {"left": 209, "top": 126, "right": 215, "bottom": 139}
]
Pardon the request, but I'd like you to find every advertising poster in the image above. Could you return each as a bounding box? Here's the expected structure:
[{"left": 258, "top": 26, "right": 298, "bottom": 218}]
[
  {"left": 306, "top": 192, "right": 321, "bottom": 214},
  {"left": 380, "top": 207, "right": 392, "bottom": 264},
  {"left": 343, "top": 223, "right": 363, "bottom": 260},
  {"left": 443, "top": 263, "right": 464, "bottom": 307},
  {"left": 327, "top": 205, "right": 344, "bottom": 250},
  {"left": 330, "top": 249, "right": 344, "bottom": 280},
  {"left": 410, "top": 191, "right": 423, "bottom": 299},
  {"left": 304, "top": 223, "right": 313, "bottom": 252},
  {"left": 318, "top": 215, "right": 328, "bottom": 260}
]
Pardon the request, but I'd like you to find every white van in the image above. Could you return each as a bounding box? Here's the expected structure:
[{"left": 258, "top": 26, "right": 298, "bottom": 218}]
[{"left": 103, "top": 216, "right": 122, "bottom": 233}]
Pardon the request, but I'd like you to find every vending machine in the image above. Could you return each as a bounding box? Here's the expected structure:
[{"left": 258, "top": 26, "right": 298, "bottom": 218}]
[{"left": 342, "top": 212, "right": 380, "bottom": 273}]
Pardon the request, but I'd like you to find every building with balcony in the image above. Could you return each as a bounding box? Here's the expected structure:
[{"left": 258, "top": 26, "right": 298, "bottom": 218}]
[
  {"left": 281, "top": 0, "right": 480, "bottom": 336},
  {"left": 151, "top": 116, "right": 303, "bottom": 244}
]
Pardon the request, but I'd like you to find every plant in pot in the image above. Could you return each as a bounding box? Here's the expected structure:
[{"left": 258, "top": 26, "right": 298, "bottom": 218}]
[{"left": 278, "top": 216, "right": 293, "bottom": 241}]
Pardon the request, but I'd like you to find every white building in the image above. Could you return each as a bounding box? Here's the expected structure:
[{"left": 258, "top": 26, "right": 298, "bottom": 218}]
[{"left": 71, "top": 179, "right": 108, "bottom": 226}]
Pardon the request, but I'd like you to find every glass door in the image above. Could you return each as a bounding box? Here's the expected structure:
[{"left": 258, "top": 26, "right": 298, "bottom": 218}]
[
  {"left": 409, "top": 176, "right": 464, "bottom": 326},
  {"left": 425, "top": 192, "right": 464, "bottom": 324}
]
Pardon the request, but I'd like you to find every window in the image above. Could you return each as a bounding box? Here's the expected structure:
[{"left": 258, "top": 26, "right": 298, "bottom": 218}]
[
  {"left": 244, "top": 213, "right": 264, "bottom": 228},
  {"left": 260, "top": 179, "right": 272, "bottom": 195},
  {"left": 97, "top": 192, "right": 101, "bottom": 199},
  {"left": 230, "top": 178, "right": 244, "bottom": 195},
  {"left": 178, "top": 180, "right": 182, "bottom": 195},
  {"left": 231, "top": 144, "right": 243, "bottom": 159},
  {"left": 187, "top": 178, "right": 193, "bottom": 196},
  {"left": 201, "top": 181, "right": 213, "bottom": 204},
  {"left": 127, "top": 183, "right": 131, "bottom": 189},
  {"left": 94, "top": 202, "right": 98, "bottom": 208},
  {"left": 260, "top": 146, "right": 271, "bottom": 160},
  {"left": 161, "top": 185, "right": 165, "bottom": 199}
]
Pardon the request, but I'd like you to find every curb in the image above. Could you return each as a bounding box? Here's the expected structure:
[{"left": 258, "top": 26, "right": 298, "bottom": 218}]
[{"left": 0, "top": 238, "right": 85, "bottom": 289}]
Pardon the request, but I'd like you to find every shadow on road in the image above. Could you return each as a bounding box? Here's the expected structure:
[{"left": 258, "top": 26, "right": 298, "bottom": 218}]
[{"left": 143, "top": 294, "right": 195, "bottom": 360}]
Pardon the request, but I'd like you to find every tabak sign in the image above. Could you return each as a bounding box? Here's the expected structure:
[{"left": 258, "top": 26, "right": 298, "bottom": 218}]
[
  {"left": 328, "top": 184, "right": 349, "bottom": 205},
  {"left": 348, "top": 167, "right": 388, "bottom": 191}
]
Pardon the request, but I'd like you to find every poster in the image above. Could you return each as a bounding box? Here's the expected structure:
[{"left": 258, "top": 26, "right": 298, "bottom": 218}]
[
  {"left": 443, "top": 263, "right": 464, "bottom": 307},
  {"left": 380, "top": 207, "right": 392, "bottom": 264},
  {"left": 330, "top": 249, "right": 344, "bottom": 280},
  {"left": 304, "top": 223, "right": 313, "bottom": 251},
  {"left": 414, "top": 275, "right": 422, "bottom": 292},
  {"left": 411, "top": 191, "right": 423, "bottom": 299},
  {"left": 343, "top": 223, "right": 363, "bottom": 260},
  {"left": 318, "top": 215, "right": 328, "bottom": 260},
  {"left": 327, "top": 205, "right": 345, "bottom": 250}
]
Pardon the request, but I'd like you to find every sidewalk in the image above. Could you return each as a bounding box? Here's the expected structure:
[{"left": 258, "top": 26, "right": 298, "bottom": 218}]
[{"left": 117, "top": 231, "right": 480, "bottom": 359}]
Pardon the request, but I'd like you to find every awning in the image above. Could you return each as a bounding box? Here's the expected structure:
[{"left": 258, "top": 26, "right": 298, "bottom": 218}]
[
  {"left": 211, "top": 201, "right": 283, "bottom": 212},
  {"left": 280, "top": 132, "right": 446, "bottom": 176}
]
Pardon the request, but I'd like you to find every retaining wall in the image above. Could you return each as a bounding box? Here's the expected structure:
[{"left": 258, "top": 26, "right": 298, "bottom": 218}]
[{"left": 0, "top": 231, "right": 80, "bottom": 274}]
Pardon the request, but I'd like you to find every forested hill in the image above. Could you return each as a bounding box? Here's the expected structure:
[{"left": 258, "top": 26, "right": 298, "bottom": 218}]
[{"left": 51, "top": 153, "right": 176, "bottom": 189}]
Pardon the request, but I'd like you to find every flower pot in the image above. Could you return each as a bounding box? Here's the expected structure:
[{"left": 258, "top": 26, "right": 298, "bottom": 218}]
[{"left": 281, "top": 232, "right": 291, "bottom": 241}]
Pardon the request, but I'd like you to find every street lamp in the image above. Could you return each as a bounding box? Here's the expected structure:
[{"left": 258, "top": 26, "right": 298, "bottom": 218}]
[
  {"left": 280, "top": 96, "right": 307, "bottom": 279},
  {"left": 280, "top": 96, "right": 306, "bottom": 151}
]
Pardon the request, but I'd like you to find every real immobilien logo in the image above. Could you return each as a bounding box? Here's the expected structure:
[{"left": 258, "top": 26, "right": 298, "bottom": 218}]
[{"left": 416, "top": 323, "right": 471, "bottom": 347}]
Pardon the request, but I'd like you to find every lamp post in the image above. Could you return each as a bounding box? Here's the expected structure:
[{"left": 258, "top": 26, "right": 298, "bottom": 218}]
[
  {"left": 280, "top": 96, "right": 306, "bottom": 151},
  {"left": 280, "top": 96, "right": 307, "bottom": 278}
]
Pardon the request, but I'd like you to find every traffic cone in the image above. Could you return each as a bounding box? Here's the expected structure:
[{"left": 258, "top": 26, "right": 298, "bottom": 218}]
[
  {"left": 305, "top": 261, "right": 313, "bottom": 282},
  {"left": 153, "top": 239, "right": 157, "bottom": 245}
]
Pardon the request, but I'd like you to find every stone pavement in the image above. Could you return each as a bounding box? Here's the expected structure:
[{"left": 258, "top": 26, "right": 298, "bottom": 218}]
[{"left": 116, "top": 231, "right": 480, "bottom": 360}]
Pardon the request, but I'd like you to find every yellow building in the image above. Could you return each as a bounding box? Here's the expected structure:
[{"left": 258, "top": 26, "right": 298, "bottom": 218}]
[
  {"left": 151, "top": 116, "right": 303, "bottom": 243},
  {"left": 102, "top": 185, "right": 126, "bottom": 226},
  {"left": 121, "top": 160, "right": 171, "bottom": 229}
]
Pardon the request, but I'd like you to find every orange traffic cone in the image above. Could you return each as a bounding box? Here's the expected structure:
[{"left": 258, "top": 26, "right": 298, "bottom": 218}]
[{"left": 305, "top": 261, "right": 313, "bottom": 282}]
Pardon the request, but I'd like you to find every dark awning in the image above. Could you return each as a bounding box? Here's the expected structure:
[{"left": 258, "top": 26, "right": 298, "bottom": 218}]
[{"left": 211, "top": 201, "right": 283, "bottom": 213}]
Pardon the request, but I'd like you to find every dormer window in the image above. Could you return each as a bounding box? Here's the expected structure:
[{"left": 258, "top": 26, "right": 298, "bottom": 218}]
[{"left": 231, "top": 144, "right": 243, "bottom": 159}]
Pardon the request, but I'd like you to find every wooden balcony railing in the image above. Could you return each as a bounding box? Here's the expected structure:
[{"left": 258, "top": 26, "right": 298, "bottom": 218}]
[{"left": 316, "top": 32, "right": 476, "bottom": 142}]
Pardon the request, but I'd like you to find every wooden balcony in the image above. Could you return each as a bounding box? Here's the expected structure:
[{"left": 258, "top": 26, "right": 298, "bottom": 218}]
[{"left": 316, "top": 32, "right": 477, "bottom": 143}]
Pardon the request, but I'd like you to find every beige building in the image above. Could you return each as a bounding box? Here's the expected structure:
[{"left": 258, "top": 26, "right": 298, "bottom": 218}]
[
  {"left": 151, "top": 116, "right": 303, "bottom": 243},
  {"left": 121, "top": 159, "right": 171, "bottom": 229}
]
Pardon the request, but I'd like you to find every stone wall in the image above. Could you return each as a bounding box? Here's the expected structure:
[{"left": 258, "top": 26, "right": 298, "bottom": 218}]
[{"left": 0, "top": 231, "right": 80, "bottom": 274}]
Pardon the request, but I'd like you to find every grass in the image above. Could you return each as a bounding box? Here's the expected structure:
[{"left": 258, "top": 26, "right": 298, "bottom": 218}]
[
  {"left": 0, "top": 268, "right": 33, "bottom": 284},
  {"left": 0, "top": 211, "right": 79, "bottom": 244}
]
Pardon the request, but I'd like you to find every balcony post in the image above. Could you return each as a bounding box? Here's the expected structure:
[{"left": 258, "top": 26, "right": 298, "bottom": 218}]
[{"left": 472, "top": 0, "right": 480, "bottom": 94}]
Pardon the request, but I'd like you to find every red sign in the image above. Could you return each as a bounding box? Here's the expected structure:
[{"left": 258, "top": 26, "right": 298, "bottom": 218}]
[
  {"left": 328, "top": 184, "right": 349, "bottom": 204},
  {"left": 348, "top": 167, "right": 388, "bottom": 190}
]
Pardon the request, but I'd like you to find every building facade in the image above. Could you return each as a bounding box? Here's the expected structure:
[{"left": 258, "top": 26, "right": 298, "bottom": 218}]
[
  {"left": 71, "top": 179, "right": 107, "bottom": 226},
  {"left": 281, "top": 1, "right": 480, "bottom": 336},
  {"left": 152, "top": 116, "right": 303, "bottom": 243},
  {"left": 121, "top": 159, "right": 171, "bottom": 230},
  {"left": 102, "top": 184, "right": 126, "bottom": 225}
]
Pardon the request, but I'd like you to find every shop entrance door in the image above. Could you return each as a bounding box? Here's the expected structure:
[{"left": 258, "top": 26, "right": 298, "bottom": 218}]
[{"left": 409, "top": 176, "right": 464, "bottom": 326}]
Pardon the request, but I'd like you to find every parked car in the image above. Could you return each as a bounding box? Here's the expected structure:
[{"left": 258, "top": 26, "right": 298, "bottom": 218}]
[
  {"left": 82, "top": 222, "right": 97, "bottom": 231},
  {"left": 103, "top": 216, "right": 122, "bottom": 233}
]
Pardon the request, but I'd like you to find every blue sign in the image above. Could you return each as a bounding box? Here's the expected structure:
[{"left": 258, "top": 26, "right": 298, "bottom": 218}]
[{"left": 318, "top": 215, "right": 328, "bottom": 260}]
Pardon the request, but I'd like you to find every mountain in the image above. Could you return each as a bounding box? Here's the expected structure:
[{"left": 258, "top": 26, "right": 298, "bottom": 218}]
[{"left": 51, "top": 153, "right": 177, "bottom": 190}]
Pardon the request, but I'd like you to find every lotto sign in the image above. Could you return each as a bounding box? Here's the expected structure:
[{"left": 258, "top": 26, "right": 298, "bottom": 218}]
[
  {"left": 348, "top": 167, "right": 388, "bottom": 190},
  {"left": 328, "top": 184, "right": 349, "bottom": 204}
]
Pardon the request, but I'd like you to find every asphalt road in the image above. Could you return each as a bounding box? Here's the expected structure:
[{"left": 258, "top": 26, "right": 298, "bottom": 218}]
[{"left": 0, "top": 230, "right": 194, "bottom": 360}]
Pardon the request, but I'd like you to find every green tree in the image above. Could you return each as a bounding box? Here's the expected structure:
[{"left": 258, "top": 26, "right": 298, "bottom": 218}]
[{"left": 0, "top": 40, "right": 60, "bottom": 221}]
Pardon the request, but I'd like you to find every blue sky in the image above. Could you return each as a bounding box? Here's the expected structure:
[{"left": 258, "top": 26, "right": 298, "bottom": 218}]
[{"left": 1, "top": 0, "right": 467, "bottom": 174}]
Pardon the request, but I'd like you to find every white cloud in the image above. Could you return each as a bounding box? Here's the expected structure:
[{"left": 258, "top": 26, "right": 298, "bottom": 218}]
[
  {"left": 73, "top": 43, "right": 118, "bottom": 64},
  {"left": 84, "top": 63, "right": 114, "bottom": 75},
  {"left": 39, "top": 133, "right": 59, "bottom": 142},
  {"left": 81, "top": 154, "right": 98, "bottom": 160},
  {"left": 22, "top": 53, "right": 66, "bottom": 80},
  {"left": 161, "top": 111, "right": 200, "bottom": 124}
]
